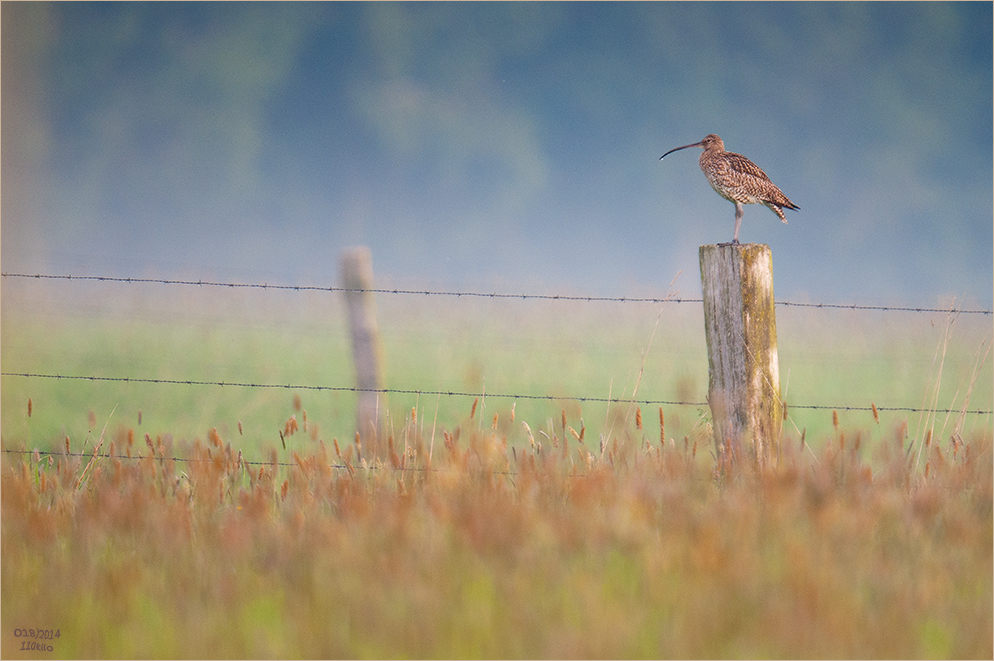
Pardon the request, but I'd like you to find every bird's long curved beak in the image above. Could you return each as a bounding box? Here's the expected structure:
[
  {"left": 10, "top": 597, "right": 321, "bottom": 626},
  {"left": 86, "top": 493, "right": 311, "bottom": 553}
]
[{"left": 659, "top": 141, "right": 703, "bottom": 160}]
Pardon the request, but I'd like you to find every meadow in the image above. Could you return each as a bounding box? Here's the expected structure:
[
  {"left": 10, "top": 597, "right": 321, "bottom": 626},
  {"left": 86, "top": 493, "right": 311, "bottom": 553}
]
[{"left": 2, "top": 277, "right": 992, "bottom": 657}]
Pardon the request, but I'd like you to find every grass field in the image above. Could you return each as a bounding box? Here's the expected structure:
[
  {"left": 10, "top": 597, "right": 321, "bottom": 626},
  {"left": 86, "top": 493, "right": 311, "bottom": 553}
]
[
  {"left": 2, "top": 279, "right": 991, "bottom": 461},
  {"left": 2, "top": 278, "right": 992, "bottom": 657}
]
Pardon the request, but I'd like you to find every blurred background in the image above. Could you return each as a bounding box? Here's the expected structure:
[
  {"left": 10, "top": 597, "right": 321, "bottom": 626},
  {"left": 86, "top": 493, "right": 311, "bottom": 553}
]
[{"left": 3, "top": 2, "right": 992, "bottom": 307}]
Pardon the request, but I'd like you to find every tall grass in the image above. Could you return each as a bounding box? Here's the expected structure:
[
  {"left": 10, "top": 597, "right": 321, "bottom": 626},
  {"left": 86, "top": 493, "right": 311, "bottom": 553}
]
[{"left": 2, "top": 398, "right": 991, "bottom": 658}]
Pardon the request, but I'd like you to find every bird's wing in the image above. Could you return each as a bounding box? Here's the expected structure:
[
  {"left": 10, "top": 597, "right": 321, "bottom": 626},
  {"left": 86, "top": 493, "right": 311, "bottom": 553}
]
[{"left": 723, "top": 152, "right": 773, "bottom": 182}]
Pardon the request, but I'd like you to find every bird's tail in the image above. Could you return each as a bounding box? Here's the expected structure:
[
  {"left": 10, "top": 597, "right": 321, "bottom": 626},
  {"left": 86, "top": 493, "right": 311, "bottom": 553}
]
[{"left": 767, "top": 203, "right": 789, "bottom": 224}]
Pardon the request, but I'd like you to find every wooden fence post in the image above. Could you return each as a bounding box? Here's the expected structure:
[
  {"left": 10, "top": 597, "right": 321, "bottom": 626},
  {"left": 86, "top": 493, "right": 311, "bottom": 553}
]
[
  {"left": 699, "top": 243, "right": 782, "bottom": 470},
  {"left": 340, "top": 246, "right": 385, "bottom": 460}
]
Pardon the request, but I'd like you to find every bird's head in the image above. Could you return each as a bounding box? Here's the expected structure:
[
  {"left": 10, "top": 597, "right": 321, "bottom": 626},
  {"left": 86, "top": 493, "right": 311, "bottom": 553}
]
[{"left": 660, "top": 134, "right": 724, "bottom": 159}]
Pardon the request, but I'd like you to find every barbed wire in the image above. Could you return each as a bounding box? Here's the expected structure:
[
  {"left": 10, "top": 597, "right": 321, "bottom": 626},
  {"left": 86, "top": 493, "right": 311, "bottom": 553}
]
[
  {"left": 0, "top": 448, "right": 521, "bottom": 475},
  {"left": 2, "top": 371, "right": 990, "bottom": 416},
  {"left": 3, "top": 272, "right": 991, "bottom": 315},
  {"left": 1, "top": 272, "right": 694, "bottom": 304},
  {"left": 1, "top": 448, "right": 320, "bottom": 470},
  {"left": 0, "top": 371, "right": 706, "bottom": 407}
]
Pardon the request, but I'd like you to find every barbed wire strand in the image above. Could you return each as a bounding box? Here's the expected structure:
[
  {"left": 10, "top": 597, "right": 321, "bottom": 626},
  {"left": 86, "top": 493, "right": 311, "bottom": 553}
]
[
  {"left": 1, "top": 448, "right": 320, "bottom": 469},
  {"left": 3, "top": 272, "right": 990, "bottom": 315},
  {"left": 0, "top": 448, "right": 518, "bottom": 475},
  {"left": 2, "top": 372, "right": 990, "bottom": 416}
]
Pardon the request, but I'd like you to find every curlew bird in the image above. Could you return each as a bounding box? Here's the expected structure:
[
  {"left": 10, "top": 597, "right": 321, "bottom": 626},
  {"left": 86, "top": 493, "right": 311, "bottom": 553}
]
[{"left": 660, "top": 134, "right": 798, "bottom": 244}]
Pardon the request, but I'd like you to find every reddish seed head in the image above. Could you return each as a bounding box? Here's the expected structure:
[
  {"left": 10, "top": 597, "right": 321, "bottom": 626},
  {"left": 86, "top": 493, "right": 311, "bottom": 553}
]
[{"left": 388, "top": 436, "right": 400, "bottom": 470}]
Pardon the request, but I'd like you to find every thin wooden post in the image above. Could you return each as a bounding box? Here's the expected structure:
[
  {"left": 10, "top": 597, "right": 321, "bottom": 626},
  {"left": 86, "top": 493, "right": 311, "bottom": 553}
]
[
  {"left": 340, "top": 246, "right": 385, "bottom": 459},
  {"left": 699, "top": 243, "right": 782, "bottom": 470}
]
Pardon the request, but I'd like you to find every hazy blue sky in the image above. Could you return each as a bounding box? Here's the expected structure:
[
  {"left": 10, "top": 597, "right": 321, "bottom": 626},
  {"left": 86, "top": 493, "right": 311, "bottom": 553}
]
[{"left": 3, "top": 2, "right": 992, "bottom": 307}]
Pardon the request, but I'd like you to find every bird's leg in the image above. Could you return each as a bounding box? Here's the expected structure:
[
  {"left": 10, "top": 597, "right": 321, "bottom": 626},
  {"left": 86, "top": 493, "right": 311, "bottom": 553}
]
[{"left": 733, "top": 202, "right": 743, "bottom": 244}]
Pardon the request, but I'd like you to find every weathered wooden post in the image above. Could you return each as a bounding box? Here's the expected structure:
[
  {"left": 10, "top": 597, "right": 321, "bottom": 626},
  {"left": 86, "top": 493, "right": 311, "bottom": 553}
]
[
  {"left": 339, "top": 246, "right": 385, "bottom": 459},
  {"left": 700, "top": 243, "right": 782, "bottom": 470}
]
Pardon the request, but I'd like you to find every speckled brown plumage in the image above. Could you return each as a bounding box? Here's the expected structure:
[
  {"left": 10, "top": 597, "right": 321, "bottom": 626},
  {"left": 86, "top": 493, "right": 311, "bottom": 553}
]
[{"left": 661, "top": 134, "right": 798, "bottom": 244}]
